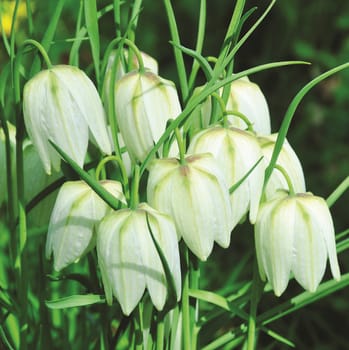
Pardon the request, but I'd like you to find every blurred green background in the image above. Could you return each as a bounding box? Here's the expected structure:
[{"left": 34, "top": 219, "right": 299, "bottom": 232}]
[{"left": 1, "top": 1, "right": 349, "bottom": 349}]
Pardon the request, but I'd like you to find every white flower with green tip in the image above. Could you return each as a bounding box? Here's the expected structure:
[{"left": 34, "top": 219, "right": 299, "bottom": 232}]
[
  {"left": 114, "top": 70, "right": 181, "bottom": 162},
  {"left": 23, "top": 65, "right": 112, "bottom": 175},
  {"left": 97, "top": 203, "right": 181, "bottom": 315},
  {"left": 147, "top": 153, "right": 233, "bottom": 261},
  {"left": 187, "top": 126, "right": 265, "bottom": 229},
  {"left": 46, "top": 180, "right": 125, "bottom": 271},
  {"left": 255, "top": 192, "right": 340, "bottom": 296}
]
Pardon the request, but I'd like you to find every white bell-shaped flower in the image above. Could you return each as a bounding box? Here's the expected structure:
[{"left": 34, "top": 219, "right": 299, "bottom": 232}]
[
  {"left": 258, "top": 133, "right": 306, "bottom": 200},
  {"left": 97, "top": 203, "right": 181, "bottom": 315},
  {"left": 46, "top": 180, "right": 125, "bottom": 271},
  {"left": 226, "top": 77, "right": 271, "bottom": 134},
  {"left": 187, "top": 126, "right": 265, "bottom": 228},
  {"left": 114, "top": 70, "right": 182, "bottom": 162},
  {"left": 147, "top": 153, "right": 233, "bottom": 261},
  {"left": 23, "top": 65, "right": 112, "bottom": 175},
  {"left": 255, "top": 192, "right": 340, "bottom": 296}
]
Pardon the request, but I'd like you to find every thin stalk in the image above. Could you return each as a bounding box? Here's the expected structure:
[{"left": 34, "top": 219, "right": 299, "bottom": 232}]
[
  {"left": 163, "top": 0, "right": 189, "bottom": 100},
  {"left": 15, "top": 110, "right": 28, "bottom": 350},
  {"left": 130, "top": 164, "right": 140, "bottom": 209},
  {"left": 113, "top": 0, "right": 122, "bottom": 37},
  {"left": 189, "top": 254, "right": 200, "bottom": 349},
  {"left": 246, "top": 260, "right": 263, "bottom": 350},
  {"left": 211, "top": 0, "right": 245, "bottom": 81},
  {"left": 274, "top": 164, "right": 295, "bottom": 195},
  {"left": 134, "top": 304, "right": 144, "bottom": 350},
  {"left": 188, "top": 0, "right": 207, "bottom": 93},
  {"left": 181, "top": 248, "right": 191, "bottom": 349},
  {"left": 156, "top": 311, "right": 165, "bottom": 350},
  {"left": 175, "top": 128, "right": 186, "bottom": 165}
]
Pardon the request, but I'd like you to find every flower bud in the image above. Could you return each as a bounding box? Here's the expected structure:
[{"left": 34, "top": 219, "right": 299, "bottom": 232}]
[
  {"left": 23, "top": 65, "right": 112, "bottom": 174},
  {"left": 255, "top": 193, "right": 340, "bottom": 296},
  {"left": 147, "top": 154, "right": 233, "bottom": 261},
  {"left": 46, "top": 180, "right": 125, "bottom": 271},
  {"left": 97, "top": 203, "right": 181, "bottom": 315},
  {"left": 187, "top": 126, "right": 265, "bottom": 228},
  {"left": 226, "top": 77, "right": 271, "bottom": 134},
  {"left": 258, "top": 133, "right": 306, "bottom": 200},
  {"left": 114, "top": 71, "right": 182, "bottom": 162}
]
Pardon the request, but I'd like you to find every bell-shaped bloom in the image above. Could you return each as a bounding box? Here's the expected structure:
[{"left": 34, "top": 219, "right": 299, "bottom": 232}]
[
  {"left": 255, "top": 192, "right": 340, "bottom": 296},
  {"left": 258, "top": 133, "right": 306, "bottom": 200},
  {"left": 113, "top": 70, "right": 182, "bottom": 162},
  {"left": 147, "top": 153, "right": 233, "bottom": 261},
  {"left": 97, "top": 203, "right": 181, "bottom": 315},
  {"left": 46, "top": 180, "right": 125, "bottom": 271},
  {"left": 226, "top": 77, "right": 271, "bottom": 134},
  {"left": 23, "top": 65, "right": 112, "bottom": 175},
  {"left": 187, "top": 126, "right": 265, "bottom": 228}
]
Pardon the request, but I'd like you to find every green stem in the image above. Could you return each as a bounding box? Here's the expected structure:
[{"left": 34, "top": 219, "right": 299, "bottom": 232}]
[
  {"left": 211, "top": 0, "right": 245, "bottom": 81},
  {"left": 134, "top": 303, "right": 143, "bottom": 350},
  {"left": 113, "top": 0, "right": 122, "bottom": 37},
  {"left": 95, "top": 155, "right": 130, "bottom": 202},
  {"left": 188, "top": 0, "right": 207, "bottom": 93},
  {"left": 181, "top": 247, "right": 191, "bottom": 349},
  {"left": 175, "top": 128, "right": 186, "bottom": 165},
  {"left": 16, "top": 109, "right": 28, "bottom": 350},
  {"left": 189, "top": 254, "right": 200, "bottom": 349},
  {"left": 130, "top": 164, "right": 140, "bottom": 209},
  {"left": 225, "top": 110, "right": 254, "bottom": 131},
  {"left": 274, "top": 164, "right": 295, "bottom": 195},
  {"left": 327, "top": 176, "right": 349, "bottom": 208},
  {"left": 163, "top": 0, "right": 189, "bottom": 101},
  {"left": 22, "top": 39, "right": 53, "bottom": 68},
  {"left": 246, "top": 260, "right": 263, "bottom": 350},
  {"left": 156, "top": 311, "right": 165, "bottom": 350}
]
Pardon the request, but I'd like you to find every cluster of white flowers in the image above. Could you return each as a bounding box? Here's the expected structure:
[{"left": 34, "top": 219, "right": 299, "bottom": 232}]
[{"left": 20, "top": 49, "right": 340, "bottom": 315}]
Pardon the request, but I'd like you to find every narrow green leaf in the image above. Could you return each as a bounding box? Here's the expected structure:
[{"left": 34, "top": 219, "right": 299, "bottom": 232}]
[
  {"left": 84, "top": 0, "right": 100, "bottom": 84},
  {"left": 30, "top": 0, "right": 66, "bottom": 75},
  {"left": 49, "top": 141, "right": 123, "bottom": 210},
  {"left": 189, "top": 289, "right": 230, "bottom": 311},
  {"left": 265, "top": 62, "right": 349, "bottom": 185},
  {"left": 327, "top": 176, "right": 349, "bottom": 208},
  {"left": 258, "top": 272, "right": 349, "bottom": 326},
  {"left": 45, "top": 294, "right": 105, "bottom": 309},
  {"left": 140, "top": 60, "right": 308, "bottom": 175}
]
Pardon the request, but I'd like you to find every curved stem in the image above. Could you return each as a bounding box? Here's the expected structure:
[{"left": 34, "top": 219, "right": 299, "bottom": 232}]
[
  {"left": 274, "top": 164, "right": 295, "bottom": 195},
  {"left": 22, "top": 39, "right": 53, "bottom": 68},
  {"left": 95, "top": 155, "right": 130, "bottom": 202},
  {"left": 225, "top": 109, "right": 254, "bottom": 131}
]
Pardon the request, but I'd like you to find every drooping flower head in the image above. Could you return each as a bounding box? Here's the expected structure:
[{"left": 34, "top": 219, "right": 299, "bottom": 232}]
[
  {"left": 113, "top": 70, "right": 182, "bottom": 162},
  {"left": 97, "top": 203, "right": 181, "bottom": 315},
  {"left": 188, "top": 126, "right": 265, "bottom": 229},
  {"left": 23, "top": 65, "right": 112, "bottom": 174},
  {"left": 46, "top": 180, "right": 125, "bottom": 271},
  {"left": 147, "top": 153, "right": 233, "bottom": 261},
  {"left": 255, "top": 192, "right": 340, "bottom": 296}
]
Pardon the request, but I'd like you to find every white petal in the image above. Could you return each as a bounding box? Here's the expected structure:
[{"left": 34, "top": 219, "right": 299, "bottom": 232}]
[
  {"left": 97, "top": 210, "right": 146, "bottom": 315},
  {"left": 292, "top": 197, "right": 328, "bottom": 292},
  {"left": 255, "top": 197, "right": 295, "bottom": 296},
  {"left": 46, "top": 181, "right": 92, "bottom": 271}
]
